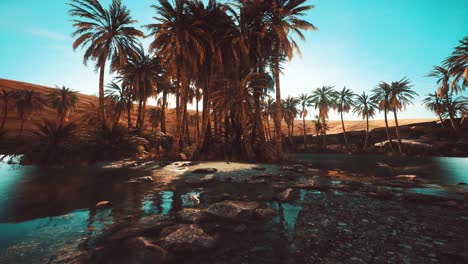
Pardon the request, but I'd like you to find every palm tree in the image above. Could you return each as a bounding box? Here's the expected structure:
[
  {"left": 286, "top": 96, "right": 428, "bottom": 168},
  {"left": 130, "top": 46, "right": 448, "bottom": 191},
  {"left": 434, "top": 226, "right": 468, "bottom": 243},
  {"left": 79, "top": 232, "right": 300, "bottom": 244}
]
[
  {"left": 422, "top": 92, "right": 446, "bottom": 128},
  {"left": 282, "top": 96, "right": 300, "bottom": 144},
  {"left": 148, "top": 107, "right": 162, "bottom": 136},
  {"left": 105, "top": 81, "right": 132, "bottom": 126},
  {"left": 353, "top": 92, "right": 377, "bottom": 151},
  {"left": 298, "top": 93, "right": 313, "bottom": 151},
  {"left": 267, "top": 0, "right": 317, "bottom": 156},
  {"left": 427, "top": 66, "right": 461, "bottom": 130},
  {"left": 69, "top": 0, "right": 144, "bottom": 126},
  {"left": 46, "top": 86, "right": 78, "bottom": 125},
  {"left": 371, "top": 82, "right": 394, "bottom": 152},
  {"left": 336, "top": 86, "right": 356, "bottom": 151},
  {"left": 146, "top": 0, "right": 208, "bottom": 157},
  {"left": 264, "top": 97, "right": 275, "bottom": 141},
  {"left": 310, "top": 85, "right": 337, "bottom": 149},
  {"left": 14, "top": 90, "right": 44, "bottom": 135},
  {"left": 444, "top": 36, "right": 468, "bottom": 86},
  {"left": 0, "top": 90, "right": 15, "bottom": 130},
  {"left": 389, "top": 77, "right": 418, "bottom": 153}
]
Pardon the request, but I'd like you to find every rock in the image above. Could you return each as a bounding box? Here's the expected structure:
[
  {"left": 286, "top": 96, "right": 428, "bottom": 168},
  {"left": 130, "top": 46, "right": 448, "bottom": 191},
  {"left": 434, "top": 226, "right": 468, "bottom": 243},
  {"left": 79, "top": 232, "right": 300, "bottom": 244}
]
[
  {"left": 254, "top": 208, "right": 277, "bottom": 220},
  {"left": 366, "top": 187, "right": 395, "bottom": 200},
  {"left": 233, "top": 224, "right": 247, "bottom": 233},
  {"left": 395, "top": 175, "right": 416, "bottom": 181},
  {"left": 438, "top": 242, "right": 468, "bottom": 263},
  {"left": 127, "top": 176, "right": 154, "bottom": 184},
  {"left": 96, "top": 201, "right": 111, "bottom": 208},
  {"left": 402, "top": 193, "right": 448, "bottom": 203},
  {"left": 177, "top": 208, "right": 211, "bottom": 223},
  {"left": 252, "top": 167, "right": 267, "bottom": 171},
  {"left": 158, "top": 224, "right": 215, "bottom": 252},
  {"left": 465, "top": 192, "right": 468, "bottom": 200},
  {"left": 117, "top": 237, "right": 168, "bottom": 264},
  {"left": 294, "top": 179, "right": 316, "bottom": 189},
  {"left": 50, "top": 250, "right": 88, "bottom": 264},
  {"left": 205, "top": 200, "right": 260, "bottom": 222},
  {"left": 375, "top": 162, "right": 394, "bottom": 177},
  {"left": 192, "top": 168, "right": 217, "bottom": 174},
  {"left": 276, "top": 188, "right": 294, "bottom": 202}
]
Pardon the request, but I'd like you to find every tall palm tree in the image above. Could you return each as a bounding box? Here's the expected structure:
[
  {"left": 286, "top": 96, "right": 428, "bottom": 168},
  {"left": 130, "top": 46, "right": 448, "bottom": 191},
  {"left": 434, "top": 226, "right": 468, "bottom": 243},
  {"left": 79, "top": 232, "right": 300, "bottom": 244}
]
[
  {"left": 335, "top": 86, "right": 356, "bottom": 151},
  {"left": 0, "top": 90, "right": 15, "bottom": 130},
  {"left": 389, "top": 77, "right": 418, "bottom": 153},
  {"left": 267, "top": 0, "right": 317, "bottom": 155},
  {"left": 422, "top": 92, "right": 446, "bottom": 128},
  {"left": 14, "top": 90, "right": 44, "bottom": 135},
  {"left": 353, "top": 92, "right": 377, "bottom": 151},
  {"left": 146, "top": 0, "right": 208, "bottom": 156},
  {"left": 427, "top": 66, "right": 461, "bottom": 130},
  {"left": 105, "top": 81, "right": 133, "bottom": 126},
  {"left": 69, "top": 0, "right": 144, "bottom": 126},
  {"left": 264, "top": 97, "right": 276, "bottom": 142},
  {"left": 298, "top": 93, "right": 312, "bottom": 151},
  {"left": 46, "top": 86, "right": 78, "bottom": 125},
  {"left": 371, "top": 82, "right": 394, "bottom": 152},
  {"left": 310, "top": 85, "right": 337, "bottom": 149},
  {"left": 444, "top": 36, "right": 468, "bottom": 86},
  {"left": 282, "top": 96, "right": 300, "bottom": 143}
]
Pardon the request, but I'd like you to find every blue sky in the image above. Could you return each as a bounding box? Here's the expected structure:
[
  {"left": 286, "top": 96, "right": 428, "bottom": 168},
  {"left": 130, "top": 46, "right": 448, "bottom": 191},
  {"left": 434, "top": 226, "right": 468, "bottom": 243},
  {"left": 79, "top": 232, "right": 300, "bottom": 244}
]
[{"left": 0, "top": 0, "right": 467, "bottom": 120}]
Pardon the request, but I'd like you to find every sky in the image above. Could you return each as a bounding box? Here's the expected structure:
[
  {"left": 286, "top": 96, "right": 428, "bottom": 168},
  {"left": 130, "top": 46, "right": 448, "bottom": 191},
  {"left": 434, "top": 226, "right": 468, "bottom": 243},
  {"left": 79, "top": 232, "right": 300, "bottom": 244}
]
[{"left": 0, "top": 0, "right": 467, "bottom": 120}]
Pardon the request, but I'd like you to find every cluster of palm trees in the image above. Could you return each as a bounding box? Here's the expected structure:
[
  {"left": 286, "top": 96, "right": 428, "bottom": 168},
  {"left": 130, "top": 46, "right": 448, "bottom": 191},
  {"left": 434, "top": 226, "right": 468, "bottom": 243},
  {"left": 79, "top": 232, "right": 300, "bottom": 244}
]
[
  {"left": 424, "top": 36, "right": 468, "bottom": 130},
  {"left": 269, "top": 78, "right": 417, "bottom": 154},
  {"left": 69, "top": 0, "right": 316, "bottom": 160},
  {"left": 0, "top": 86, "right": 78, "bottom": 135}
]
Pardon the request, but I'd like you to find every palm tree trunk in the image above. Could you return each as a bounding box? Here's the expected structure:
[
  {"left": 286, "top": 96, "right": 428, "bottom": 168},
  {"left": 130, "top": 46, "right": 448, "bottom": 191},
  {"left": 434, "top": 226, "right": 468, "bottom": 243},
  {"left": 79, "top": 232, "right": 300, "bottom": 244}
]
[
  {"left": 267, "top": 116, "right": 272, "bottom": 142},
  {"left": 438, "top": 113, "right": 445, "bottom": 128},
  {"left": 274, "top": 55, "right": 282, "bottom": 156},
  {"left": 340, "top": 111, "right": 349, "bottom": 150},
  {"left": 161, "top": 90, "right": 167, "bottom": 133},
  {"left": 322, "top": 117, "right": 327, "bottom": 149},
  {"left": 139, "top": 99, "right": 147, "bottom": 135},
  {"left": 1, "top": 104, "right": 8, "bottom": 130},
  {"left": 393, "top": 109, "right": 402, "bottom": 153},
  {"left": 98, "top": 61, "right": 107, "bottom": 127},
  {"left": 364, "top": 115, "right": 369, "bottom": 151},
  {"left": 291, "top": 119, "right": 295, "bottom": 144},
  {"left": 136, "top": 98, "right": 143, "bottom": 129},
  {"left": 445, "top": 93, "right": 458, "bottom": 130},
  {"left": 172, "top": 75, "right": 186, "bottom": 158},
  {"left": 383, "top": 108, "right": 394, "bottom": 152},
  {"left": 196, "top": 98, "right": 199, "bottom": 144},
  {"left": 127, "top": 99, "right": 132, "bottom": 128},
  {"left": 114, "top": 109, "right": 122, "bottom": 126},
  {"left": 303, "top": 115, "right": 307, "bottom": 151}
]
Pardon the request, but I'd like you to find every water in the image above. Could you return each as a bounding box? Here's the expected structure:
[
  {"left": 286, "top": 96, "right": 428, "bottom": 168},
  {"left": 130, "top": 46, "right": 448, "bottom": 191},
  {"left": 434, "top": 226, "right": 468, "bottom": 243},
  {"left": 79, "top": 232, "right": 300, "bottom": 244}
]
[{"left": 289, "top": 153, "right": 468, "bottom": 185}]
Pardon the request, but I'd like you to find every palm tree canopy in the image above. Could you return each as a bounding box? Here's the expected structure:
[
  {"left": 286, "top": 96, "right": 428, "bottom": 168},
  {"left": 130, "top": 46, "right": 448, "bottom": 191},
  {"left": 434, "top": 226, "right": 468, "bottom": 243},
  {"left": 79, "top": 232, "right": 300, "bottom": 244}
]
[
  {"left": 422, "top": 92, "right": 445, "bottom": 115},
  {"left": 353, "top": 92, "right": 377, "bottom": 120},
  {"left": 298, "top": 93, "right": 313, "bottom": 118},
  {"left": 427, "top": 65, "right": 462, "bottom": 96},
  {"left": 389, "top": 77, "right": 418, "bottom": 112},
  {"left": 310, "top": 85, "right": 337, "bottom": 120},
  {"left": 371, "top": 81, "right": 393, "bottom": 112},
  {"left": 444, "top": 36, "right": 468, "bottom": 87},
  {"left": 69, "top": 0, "right": 144, "bottom": 71},
  {"left": 282, "top": 96, "right": 300, "bottom": 124},
  {"left": 336, "top": 86, "right": 356, "bottom": 113},
  {"left": 46, "top": 86, "right": 79, "bottom": 116},
  {"left": 14, "top": 90, "right": 44, "bottom": 118}
]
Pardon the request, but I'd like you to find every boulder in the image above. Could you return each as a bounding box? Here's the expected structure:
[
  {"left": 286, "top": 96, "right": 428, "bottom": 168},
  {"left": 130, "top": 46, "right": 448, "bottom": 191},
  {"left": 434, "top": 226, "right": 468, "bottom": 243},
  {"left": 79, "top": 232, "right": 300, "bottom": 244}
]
[
  {"left": 96, "top": 201, "right": 111, "bottom": 208},
  {"left": 276, "top": 188, "right": 294, "bottom": 202},
  {"left": 366, "top": 187, "right": 395, "bottom": 200},
  {"left": 375, "top": 162, "right": 394, "bottom": 177},
  {"left": 205, "top": 200, "right": 260, "bottom": 222},
  {"left": 127, "top": 176, "right": 154, "bottom": 184},
  {"left": 395, "top": 175, "right": 416, "bottom": 181},
  {"left": 254, "top": 208, "right": 277, "bottom": 220},
  {"left": 177, "top": 208, "right": 211, "bottom": 223},
  {"left": 117, "top": 237, "right": 168, "bottom": 264},
  {"left": 158, "top": 224, "right": 215, "bottom": 252},
  {"left": 192, "top": 168, "right": 218, "bottom": 174}
]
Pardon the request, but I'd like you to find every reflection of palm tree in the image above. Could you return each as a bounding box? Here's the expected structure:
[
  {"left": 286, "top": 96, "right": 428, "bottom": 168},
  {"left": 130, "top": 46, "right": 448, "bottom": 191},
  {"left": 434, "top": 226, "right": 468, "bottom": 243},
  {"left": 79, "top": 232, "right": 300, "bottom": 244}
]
[
  {"left": 14, "top": 90, "right": 44, "bottom": 136},
  {"left": 336, "top": 86, "right": 356, "bottom": 151},
  {"left": 311, "top": 86, "right": 336, "bottom": 149},
  {"left": 0, "top": 90, "right": 15, "bottom": 130},
  {"left": 423, "top": 92, "right": 446, "bottom": 128},
  {"left": 69, "top": 0, "right": 144, "bottom": 126},
  {"left": 371, "top": 82, "right": 394, "bottom": 152},
  {"left": 298, "top": 93, "right": 313, "bottom": 151},
  {"left": 46, "top": 86, "right": 78, "bottom": 125},
  {"left": 353, "top": 92, "right": 377, "bottom": 151},
  {"left": 389, "top": 77, "right": 418, "bottom": 153}
]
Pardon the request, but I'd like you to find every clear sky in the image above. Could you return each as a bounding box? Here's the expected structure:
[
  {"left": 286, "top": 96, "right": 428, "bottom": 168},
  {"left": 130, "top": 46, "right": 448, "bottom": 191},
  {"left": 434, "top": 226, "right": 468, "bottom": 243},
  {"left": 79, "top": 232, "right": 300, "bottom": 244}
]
[{"left": 0, "top": 0, "right": 467, "bottom": 120}]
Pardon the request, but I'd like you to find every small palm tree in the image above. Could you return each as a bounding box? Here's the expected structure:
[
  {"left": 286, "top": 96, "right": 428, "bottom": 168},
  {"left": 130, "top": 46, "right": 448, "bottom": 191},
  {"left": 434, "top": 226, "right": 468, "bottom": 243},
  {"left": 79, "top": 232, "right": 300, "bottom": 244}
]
[
  {"left": 310, "top": 85, "right": 337, "bottom": 149},
  {"left": 422, "top": 92, "right": 446, "bottom": 128},
  {"left": 69, "top": 0, "right": 144, "bottom": 126},
  {"left": 298, "top": 93, "right": 313, "bottom": 151},
  {"left": 389, "top": 77, "right": 418, "bottom": 153},
  {"left": 14, "top": 90, "right": 44, "bottom": 135},
  {"left": 371, "top": 82, "right": 394, "bottom": 152},
  {"left": 336, "top": 86, "right": 356, "bottom": 151},
  {"left": 353, "top": 92, "right": 377, "bottom": 151},
  {"left": 148, "top": 107, "right": 162, "bottom": 136},
  {"left": 427, "top": 66, "right": 461, "bottom": 129},
  {"left": 0, "top": 90, "right": 15, "bottom": 130},
  {"left": 105, "top": 81, "right": 132, "bottom": 126},
  {"left": 282, "top": 96, "right": 300, "bottom": 144},
  {"left": 46, "top": 86, "right": 78, "bottom": 125}
]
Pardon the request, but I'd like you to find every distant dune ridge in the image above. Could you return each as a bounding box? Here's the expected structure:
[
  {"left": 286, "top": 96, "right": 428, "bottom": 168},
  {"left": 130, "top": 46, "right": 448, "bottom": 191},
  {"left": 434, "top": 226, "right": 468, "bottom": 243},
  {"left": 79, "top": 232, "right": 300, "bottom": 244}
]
[{"left": 0, "top": 78, "right": 435, "bottom": 137}]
